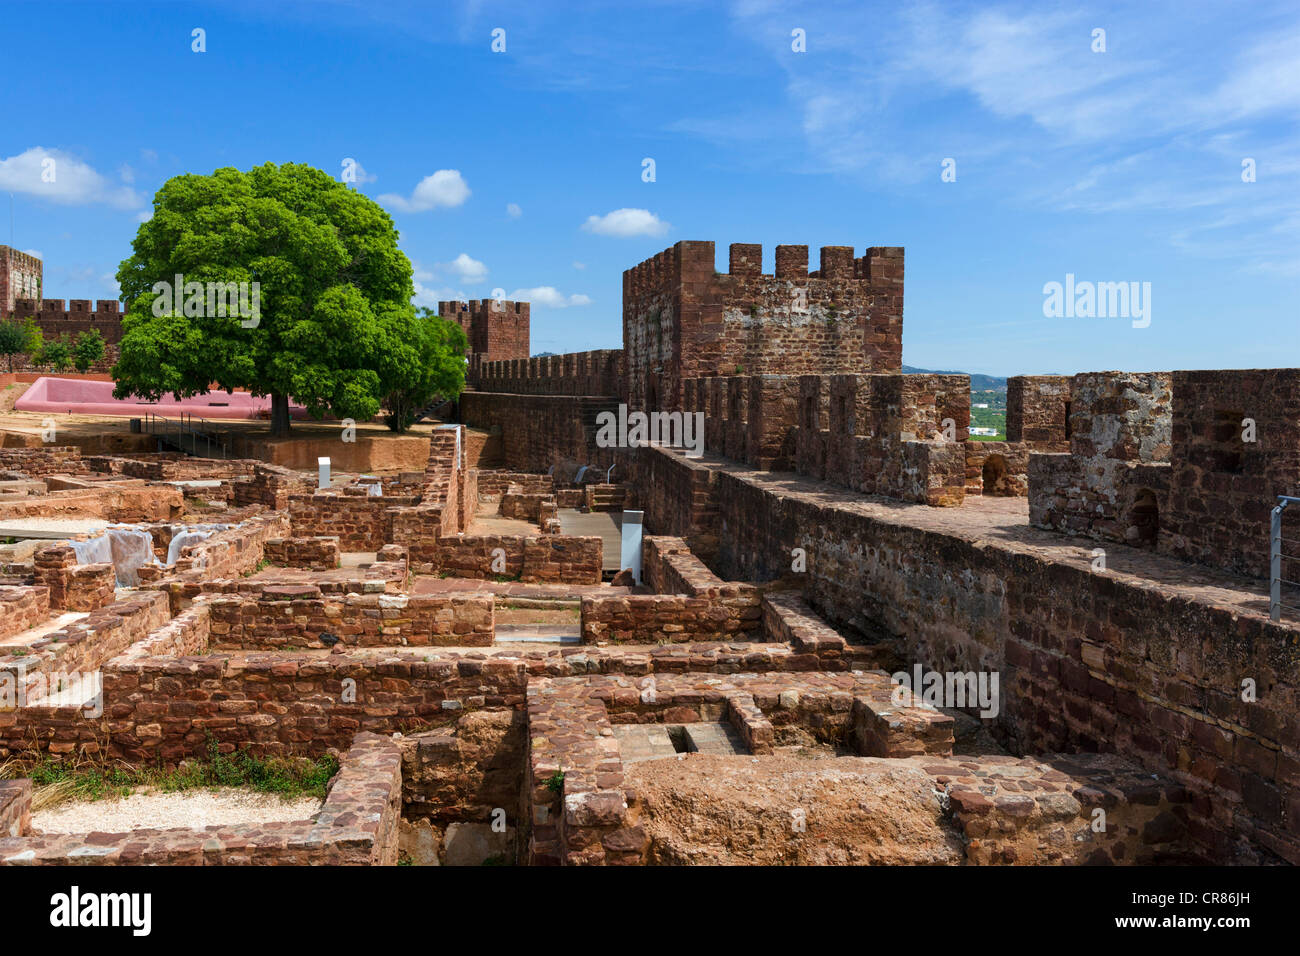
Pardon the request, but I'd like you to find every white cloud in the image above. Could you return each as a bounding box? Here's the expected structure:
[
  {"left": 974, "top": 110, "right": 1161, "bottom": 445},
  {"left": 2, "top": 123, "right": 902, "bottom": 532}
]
[
  {"left": 135, "top": 210, "right": 153, "bottom": 223},
  {"left": 441, "top": 253, "right": 488, "bottom": 282},
  {"left": 509, "top": 286, "right": 592, "bottom": 308},
  {"left": 506, "top": 202, "right": 522, "bottom": 218},
  {"left": 0, "top": 147, "right": 141, "bottom": 209},
  {"left": 572, "top": 261, "right": 586, "bottom": 270},
  {"left": 379, "top": 169, "right": 471, "bottom": 212},
  {"left": 581, "top": 207, "right": 670, "bottom": 237},
  {"left": 412, "top": 281, "right": 468, "bottom": 310},
  {"left": 21, "top": 249, "right": 42, "bottom": 260}
]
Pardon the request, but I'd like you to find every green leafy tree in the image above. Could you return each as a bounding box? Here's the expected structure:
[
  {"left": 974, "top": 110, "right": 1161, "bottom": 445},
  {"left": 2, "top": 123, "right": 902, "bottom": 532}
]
[
  {"left": 39, "top": 336, "right": 73, "bottom": 373},
  {"left": 72, "top": 329, "right": 106, "bottom": 373},
  {"left": 21, "top": 317, "right": 43, "bottom": 364},
  {"left": 0, "top": 317, "right": 27, "bottom": 373},
  {"left": 380, "top": 307, "right": 468, "bottom": 431},
  {"left": 113, "top": 162, "right": 420, "bottom": 435},
  {"left": 0, "top": 316, "right": 45, "bottom": 372}
]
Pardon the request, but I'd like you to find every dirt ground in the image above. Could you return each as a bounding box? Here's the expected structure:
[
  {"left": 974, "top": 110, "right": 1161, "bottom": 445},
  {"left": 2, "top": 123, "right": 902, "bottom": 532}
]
[
  {"left": 0, "top": 388, "right": 449, "bottom": 468},
  {"left": 32, "top": 787, "right": 322, "bottom": 833}
]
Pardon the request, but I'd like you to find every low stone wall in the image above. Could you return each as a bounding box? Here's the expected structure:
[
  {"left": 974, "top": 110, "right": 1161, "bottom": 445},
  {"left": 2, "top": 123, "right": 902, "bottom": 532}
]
[
  {"left": 499, "top": 488, "right": 552, "bottom": 523},
  {"left": 264, "top": 536, "right": 340, "bottom": 570},
  {"left": 414, "top": 534, "right": 601, "bottom": 583},
  {"left": 232, "top": 463, "right": 315, "bottom": 510},
  {"left": 581, "top": 593, "right": 760, "bottom": 643},
  {"left": 474, "top": 470, "right": 554, "bottom": 497},
  {"left": 0, "top": 732, "right": 402, "bottom": 865},
  {"left": 0, "top": 484, "right": 183, "bottom": 523},
  {"left": 33, "top": 546, "right": 115, "bottom": 611},
  {"left": 389, "top": 505, "right": 457, "bottom": 568},
  {"left": 0, "top": 585, "right": 50, "bottom": 641},
  {"left": 289, "top": 490, "right": 421, "bottom": 551},
  {"left": 643, "top": 536, "right": 760, "bottom": 607},
  {"left": 760, "top": 592, "right": 849, "bottom": 660},
  {"left": 0, "top": 592, "right": 170, "bottom": 729},
  {"left": 85, "top": 454, "right": 259, "bottom": 482},
  {"left": 100, "top": 651, "right": 529, "bottom": 761},
  {"left": 152, "top": 556, "right": 408, "bottom": 613},
  {"left": 138, "top": 511, "right": 292, "bottom": 607},
  {"left": 207, "top": 586, "right": 494, "bottom": 649},
  {"left": 0, "top": 447, "right": 89, "bottom": 477}
]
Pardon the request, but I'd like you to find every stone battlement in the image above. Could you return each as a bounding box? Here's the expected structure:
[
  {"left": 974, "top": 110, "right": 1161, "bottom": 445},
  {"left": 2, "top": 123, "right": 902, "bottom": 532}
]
[
  {"left": 471, "top": 349, "right": 622, "bottom": 396},
  {"left": 622, "top": 241, "right": 903, "bottom": 414},
  {"left": 439, "top": 298, "right": 530, "bottom": 362}
]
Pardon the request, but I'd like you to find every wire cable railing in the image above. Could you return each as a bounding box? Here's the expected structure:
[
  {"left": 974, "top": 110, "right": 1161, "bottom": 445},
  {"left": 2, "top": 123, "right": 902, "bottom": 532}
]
[{"left": 1269, "top": 495, "right": 1300, "bottom": 622}]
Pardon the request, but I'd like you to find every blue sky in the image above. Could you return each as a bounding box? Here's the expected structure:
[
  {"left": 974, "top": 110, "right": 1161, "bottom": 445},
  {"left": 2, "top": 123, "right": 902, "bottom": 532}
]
[{"left": 3, "top": 0, "right": 1297, "bottom": 377}]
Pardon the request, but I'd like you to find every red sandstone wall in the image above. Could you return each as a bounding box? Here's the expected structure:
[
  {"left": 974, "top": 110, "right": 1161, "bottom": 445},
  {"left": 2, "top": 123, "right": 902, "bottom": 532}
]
[
  {"left": 438, "top": 299, "right": 529, "bottom": 361},
  {"left": 459, "top": 392, "right": 619, "bottom": 472},
  {"left": 471, "top": 350, "right": 622, "bottom": 396},
  {"left": 690, "top": 450, "right": 1300, "bottom": 864},
  {"left": 0, "top": 733, "right": 402, "bottom": 865},
  {"left": 206, "top": 588, "right": 494, "bottom": 648},
  {"left": 622, "top": 241, "right": 904, "bottom": 413},
  {"left": 0, "top": 247, "right": 43, "bottom": 316},
  {"left": 288, "top": 490, "right": 421, "bottom": 550},
  {"left": 9, "top": 298, "right": 123, "bottom": 372},
  {"left": 411, "top": 534, "right": 601, "bottom": 583}
]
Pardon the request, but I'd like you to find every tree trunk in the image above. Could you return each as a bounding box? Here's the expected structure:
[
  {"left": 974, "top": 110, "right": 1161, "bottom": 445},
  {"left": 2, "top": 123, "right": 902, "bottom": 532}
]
[{"left": 270, "top": 393, "right": 291, "bottom": 437}]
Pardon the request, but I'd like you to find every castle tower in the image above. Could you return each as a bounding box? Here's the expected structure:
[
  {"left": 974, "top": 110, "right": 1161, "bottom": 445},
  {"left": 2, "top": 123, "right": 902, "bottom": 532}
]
[
  {"left": 437, "top": 299, "right": 530, "bottom": 362},
  {"left": 0, "top": 246, "right": 43, "bottom": 315},
  {"left": 621, "top": 241, "right": 904, "bottom": 412}
]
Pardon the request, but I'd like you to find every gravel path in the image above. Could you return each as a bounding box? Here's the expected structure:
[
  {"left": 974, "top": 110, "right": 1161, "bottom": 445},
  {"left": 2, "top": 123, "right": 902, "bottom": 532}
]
[{"left": 33, "top": 787, "right": 323, "bottom": 834}]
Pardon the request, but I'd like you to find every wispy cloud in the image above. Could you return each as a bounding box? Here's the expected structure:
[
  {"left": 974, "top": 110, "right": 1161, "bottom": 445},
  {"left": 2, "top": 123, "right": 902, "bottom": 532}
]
[
  {"left": 509, "top": 286, "right": 592, "bottom": 308},
  {"left": 717, "top": 0, "right": 1300, "bottom": 269}
]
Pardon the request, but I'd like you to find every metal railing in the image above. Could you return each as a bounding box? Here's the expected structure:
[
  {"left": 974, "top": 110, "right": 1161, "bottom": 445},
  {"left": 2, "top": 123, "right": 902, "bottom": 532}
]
[
  {"left": 141, "top": 411, "right": 229, "bottom": 459},
  {"left": 1270, "top": 495, "right": 1300, "bottom": 622}
]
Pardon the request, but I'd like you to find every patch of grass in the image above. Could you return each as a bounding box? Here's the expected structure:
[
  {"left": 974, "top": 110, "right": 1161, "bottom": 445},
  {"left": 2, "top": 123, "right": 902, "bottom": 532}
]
[{"left": 2, "top": 738, "right": 339, "bottom": 808}]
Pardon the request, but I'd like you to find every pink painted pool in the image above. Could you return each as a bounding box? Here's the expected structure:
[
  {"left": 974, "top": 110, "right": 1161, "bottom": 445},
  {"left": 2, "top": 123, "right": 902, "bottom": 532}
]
[{"left": 15, "top": 377, "right": 309, "bottom": 420}]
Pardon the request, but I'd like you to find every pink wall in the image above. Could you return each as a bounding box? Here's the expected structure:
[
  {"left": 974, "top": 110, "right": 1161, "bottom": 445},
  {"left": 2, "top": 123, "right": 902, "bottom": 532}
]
[{"left": 15, "top": 377, "right": 310, "bottom": 421}]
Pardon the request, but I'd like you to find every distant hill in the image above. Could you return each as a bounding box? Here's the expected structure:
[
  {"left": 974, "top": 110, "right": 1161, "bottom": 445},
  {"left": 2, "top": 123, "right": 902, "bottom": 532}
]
[{"left": 903, "top": 365, "right": 1007, "bottom": 391}]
